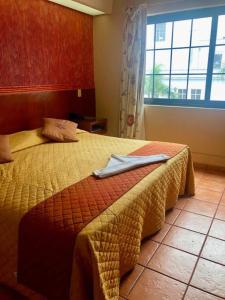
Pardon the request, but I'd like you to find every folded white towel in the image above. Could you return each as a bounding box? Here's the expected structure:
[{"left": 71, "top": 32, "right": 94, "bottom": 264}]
[{"left": 93, "top": 154, "right": 170, "bottom": 178}]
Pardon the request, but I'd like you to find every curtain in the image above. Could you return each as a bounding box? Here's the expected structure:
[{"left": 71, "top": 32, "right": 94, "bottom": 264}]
[{"left": 119, "top": 4, "right": 147, "bottom": 139}]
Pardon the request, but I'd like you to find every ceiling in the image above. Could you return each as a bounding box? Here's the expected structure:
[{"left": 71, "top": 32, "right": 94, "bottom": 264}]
[{"left": 48, "top": 0, "right": 113, "bottom": 15}]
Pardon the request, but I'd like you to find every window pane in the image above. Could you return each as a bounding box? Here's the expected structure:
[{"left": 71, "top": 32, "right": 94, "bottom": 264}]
[
  {"left": 154, "top": 75, "right": 169, "bottom": 98},
  {"left": 171, "top": 49, "right": 189, "bottom": 73},
  {"left": 188, "top": 75, "right": 206, "bottom": 100},
  {"left": 146, "top": 51, "right": 154, "bottom": 74},
  {"left": 213, "top": 46, "right": 225, "bottom": 73},
  {"left": 155, "top": 22, "right": 172, "bottom": 49},
  {"left": 173, "top": 20, "right": 192, "bottom": 48},
  {"left": 192, "top": 17, "right": 212, "bottom": 46},
  {"left": 144, "top": 75, "right": 153, "bottom": 98},
  {"left": 211, "top": 75, "right": 225, "bottom": 100},
  {"left": 216, "top": 15, "right": 225, "bottom": 45},
  {"left": 146, "top": 24, "right": 154, "bottom": 49},
  {"left": 170, "top": 75, "right": 187, "bottom": 99},
  {"left": 189, "top": 47, "right": 209, "bottom": 73},
  {"left": 155, "top": 50, "right": 171, "bottom": 73}
]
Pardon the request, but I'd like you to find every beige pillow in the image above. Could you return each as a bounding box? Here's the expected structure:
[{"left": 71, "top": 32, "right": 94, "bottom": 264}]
[
  {"left": 42, "top": 118, "right": 78, "bottom": 142},
  {"left": 0, "top": 135, "right": 13, "bottom": 164}
]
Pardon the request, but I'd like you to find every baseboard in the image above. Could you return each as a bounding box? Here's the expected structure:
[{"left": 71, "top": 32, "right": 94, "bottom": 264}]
[
  {"left": 192, "top": 152, "right": 225, "bottom": 170},
  {"left": 193, "top": 162, "right": 225, "bottom": 172}
]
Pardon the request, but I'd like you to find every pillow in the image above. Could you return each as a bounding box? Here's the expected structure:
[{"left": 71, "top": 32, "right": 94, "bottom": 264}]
[
  {"left": 42, "top": 118, "right": 78, "bottom": 142},
  {"left": 10, "top": 128, "right": 49, "bottom": 153},
  {"left": 0, "top": 135, "right": 13, "bottom": 164}
]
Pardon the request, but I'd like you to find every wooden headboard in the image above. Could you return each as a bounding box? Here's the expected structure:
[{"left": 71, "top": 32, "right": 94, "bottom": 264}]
[{"left": 0, "top": 89, "right": 95, "bottom": 134}]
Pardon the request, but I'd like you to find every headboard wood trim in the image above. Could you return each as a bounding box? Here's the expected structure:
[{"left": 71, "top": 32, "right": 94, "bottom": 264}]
[{"left": 0, "top": 89, "right": 95, "bottom": 134}]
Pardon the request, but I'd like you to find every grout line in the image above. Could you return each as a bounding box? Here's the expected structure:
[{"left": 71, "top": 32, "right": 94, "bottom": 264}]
[
  {"left": 165, "top": 220, "right": 210, "bottom": 235},
  {"left": 144, "top": 266, "right": 189, "bottom": 285},
  {"left": 120, "top": 263, "right": 145, "bottom": 299},
  {"left": 188, "top": 285, "right": 225, "bottom": 299},
  {"left": 120, "top": 175, "right": 225, "bottom": 300},
  {"left": 181, "top": 186, "right": 225, "bottom": 300}
]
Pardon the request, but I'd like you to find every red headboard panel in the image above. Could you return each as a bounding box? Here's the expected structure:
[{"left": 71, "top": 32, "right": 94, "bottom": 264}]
[{"left": 0, "top": 89, "right": 95, "bottom": 134}]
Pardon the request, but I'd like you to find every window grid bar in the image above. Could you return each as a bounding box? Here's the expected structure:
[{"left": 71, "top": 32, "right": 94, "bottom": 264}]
[
  {"left": 152, "top": 24, "right": 156, "bottom": 98},
  {"left": 168, "top": 22, "right": 174, "bottom": 99},
  {"left": 146, "top": 44, "right": 210, "bottom": 52},
  {"left": 146, "top": 73, "right": 208, "bottom": 76},
  {"left": 205, "top": 15, "right": 219, "bottom": 100},
  {"left": 186, "top": 19, "right": 194, "bottom": 100}
]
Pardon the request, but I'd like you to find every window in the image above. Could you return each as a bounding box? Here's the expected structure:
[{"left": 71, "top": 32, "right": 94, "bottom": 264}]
[
  {"left": 191, "top": 89, "right": 201, "bottom": 100},
  {"left": 178, "top": 89, "right": 187, "bottom": 99},
  {"left": 145, "top": 6, "right": 225, "bottom": 108}
]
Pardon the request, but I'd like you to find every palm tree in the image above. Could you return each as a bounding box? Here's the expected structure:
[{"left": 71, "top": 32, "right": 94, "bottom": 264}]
[
  {"left": 144, "top": 64, "right": 170, "bottom": 98},
  {"left": 219, "top": 65, "right": 225, "bottom": 80}
]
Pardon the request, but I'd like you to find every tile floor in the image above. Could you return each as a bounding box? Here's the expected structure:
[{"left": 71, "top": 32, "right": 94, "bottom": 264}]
[{"left": 120, "top": 168, "right": 225, "bottom": 300}]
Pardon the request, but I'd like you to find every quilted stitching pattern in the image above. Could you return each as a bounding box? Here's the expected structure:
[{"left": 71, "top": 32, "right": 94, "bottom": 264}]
[
  {"left": 0, "top": 132, "right": 195, "bottom": 300},
  {"left": 18, "top": 142, "right": 186, "bottom": 300}
]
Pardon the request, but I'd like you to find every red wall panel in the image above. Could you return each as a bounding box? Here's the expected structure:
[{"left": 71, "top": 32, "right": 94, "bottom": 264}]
[{"left": 0, "top": 0, "right": 94, "bottom": 93}]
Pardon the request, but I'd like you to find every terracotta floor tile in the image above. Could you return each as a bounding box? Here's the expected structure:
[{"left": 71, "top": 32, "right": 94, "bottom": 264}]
[
  {"left": 197, "top": 179, "right": 225, "bottom": 193},
  {"left": 163, "top": 226, "right": 205, "bottom": 255},
  {"left": 175, "top": 211, "right": 212, "bottom": 234},
  {"left": 201, "top": 236, "right": 225, "bottom": 265},
  {"left": 175, "top": 198, "right": 189, "bottom": 209},
  {"left": 209, "top": 219, "right": 225, "bottom": 241},
  {"left": 138, "top": 240, "right": 159, "bottom": 266},
  {"left": 194, "top": 169, "right": 205, "bottom": 179},
  {"left": 128, "top": 269, "right": 186, "bottom": 300},
  {"left": 184, "top": 199, "right": 217, "bottom": 217},
  {"left": 165, "top": 208, "right": 181, "bottom": 225},
  {"left": 185, "top": 286, "right": 221, "bottom": 300},
  {"left": 191, "top": 258, "right": 225, "bottom": 298},
  {"left": 203, "top": 174, "right": 225, "bottom": 185},
  {"left": 120, "top": 264, "right": 144, "bottom": 298},
  {"left": 151, "top": 223, "right": 171, "bottom": 243},
  {"left": 215, "top": 204, "right": 225, "bottom": 221},
  {"left": 221, "top": 192, "right": 225, "bottom": 204},
  {"left": 148, "top": 244, "right": 197, "bottom": 283},
  {"left": 194, "top": 187, "right": 222, "bottom": 204}
]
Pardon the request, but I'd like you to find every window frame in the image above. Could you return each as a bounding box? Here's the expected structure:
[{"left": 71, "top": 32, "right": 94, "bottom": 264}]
[{"left": 145, "top": 6, "right": 225, "bottom": 109}]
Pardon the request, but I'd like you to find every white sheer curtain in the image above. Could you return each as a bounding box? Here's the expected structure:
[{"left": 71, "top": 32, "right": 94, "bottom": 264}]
[{"left": 119, "top": 4, "right": 147, "bottom": 139}]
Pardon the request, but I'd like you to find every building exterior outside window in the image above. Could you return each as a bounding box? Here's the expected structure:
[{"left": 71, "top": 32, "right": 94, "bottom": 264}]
[
  {"left": 191, "top": 89, "right": 201, "bottom": 100},
  {"left": 178, "top": 89, "right": 187, "bottom": 99},
  {"left": 155, "top": 23, "right": 166, "bottom": 42}
]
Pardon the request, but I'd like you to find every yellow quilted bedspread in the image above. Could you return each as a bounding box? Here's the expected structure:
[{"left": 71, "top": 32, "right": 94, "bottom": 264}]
[{"left": 0, "top": 129, "right": 194, "bottom": 300}]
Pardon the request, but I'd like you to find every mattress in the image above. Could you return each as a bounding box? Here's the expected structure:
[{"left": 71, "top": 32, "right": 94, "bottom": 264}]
[{"left": 0, "top": 129, "right": 195, "bottom": 300}]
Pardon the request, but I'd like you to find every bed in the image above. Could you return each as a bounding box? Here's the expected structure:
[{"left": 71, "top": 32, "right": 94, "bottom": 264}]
[{"left": 0, "top": 126, "right": 195, "bottom": 300}]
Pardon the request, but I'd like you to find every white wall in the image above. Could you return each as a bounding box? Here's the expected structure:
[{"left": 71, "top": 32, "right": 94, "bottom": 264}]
[
  {"left": 94, "top": 0, "right": 126, "bottom": 136},
  {"left": 93, "top": 0, "right": 225, "bottom": 167},
  {"left": 145, "top": 106, "right": 225, "bottom": 167}
]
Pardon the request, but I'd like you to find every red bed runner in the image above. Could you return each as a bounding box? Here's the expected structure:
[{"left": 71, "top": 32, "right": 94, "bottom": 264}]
[{"left": 18, "top": 142, "right": 186, "bottom": 300}]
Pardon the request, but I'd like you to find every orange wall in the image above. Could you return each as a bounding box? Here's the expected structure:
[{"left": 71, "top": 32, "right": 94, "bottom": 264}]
[{"left": 0, "top": 0, "right": 94, "bottom": 93}]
